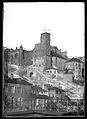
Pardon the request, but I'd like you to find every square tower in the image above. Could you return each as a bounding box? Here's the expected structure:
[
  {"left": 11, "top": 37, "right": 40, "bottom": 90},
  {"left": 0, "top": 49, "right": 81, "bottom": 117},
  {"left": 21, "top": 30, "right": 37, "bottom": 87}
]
[{"left": 40, "top": 32, "right": 50, "bottom": 56}]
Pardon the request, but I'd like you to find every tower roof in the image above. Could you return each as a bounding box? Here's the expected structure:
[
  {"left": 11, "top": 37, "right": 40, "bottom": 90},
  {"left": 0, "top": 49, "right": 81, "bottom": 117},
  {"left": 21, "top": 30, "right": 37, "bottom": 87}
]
[
  {"left": 41, "top": 32, "right": 50, "bottom": 35},
  {"left": 20, "top": 45, "right": 23, "bottom": 48}
]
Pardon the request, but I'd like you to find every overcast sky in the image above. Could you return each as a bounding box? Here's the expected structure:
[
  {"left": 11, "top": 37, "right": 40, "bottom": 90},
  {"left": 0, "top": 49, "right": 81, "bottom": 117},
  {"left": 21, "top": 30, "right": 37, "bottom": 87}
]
[{"left": 3, "top": 2, "right": 84, "bottom": 58}]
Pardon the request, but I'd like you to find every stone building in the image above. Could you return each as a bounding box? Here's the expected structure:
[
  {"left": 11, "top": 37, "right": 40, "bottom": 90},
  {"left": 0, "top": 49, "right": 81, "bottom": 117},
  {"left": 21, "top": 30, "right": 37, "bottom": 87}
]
[
  {"left": 4, "top": 77, "right": 33, "bottom": 113},
  {"left": 9, "top": 46, "right": 33, "bottom": 67},
  {"left": 3, "top": 47, "right": 10, "bottom": 78},
  {"left": 33, "top": 32, "right": 68, "bottom": 71},
  {"left": 4, "top": 76, "right": 51, "bottom": 113},
  {"left": 45, "top": 67, "right": 58, "bottom": 77},
  {"left": 33, "top": 32, "right": 51, "bottom": 70},
  {"left": 6, "top": 32, "right": 68, "bottom": 71},
  {"left": 65, "top": 58, "right": 83, "bottom": 79}
]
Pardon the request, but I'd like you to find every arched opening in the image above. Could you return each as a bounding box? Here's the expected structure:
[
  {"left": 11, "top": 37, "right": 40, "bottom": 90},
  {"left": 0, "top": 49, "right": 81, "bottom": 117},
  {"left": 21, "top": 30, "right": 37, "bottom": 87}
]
[
  {"left": 15, "top": 53, "right": 18, "bottom": 59},
  {"left": 11, "top": 55, "right": 13, "bottom": 64},
  {"left": 30, "top": 72, "right": 33, "bottom": 78}
]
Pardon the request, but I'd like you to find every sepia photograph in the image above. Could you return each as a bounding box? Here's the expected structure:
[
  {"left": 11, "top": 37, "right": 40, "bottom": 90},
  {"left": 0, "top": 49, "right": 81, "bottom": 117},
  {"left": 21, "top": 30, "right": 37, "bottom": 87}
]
[{"left": 3, "top": 2, "right": 85, "bottom": 117}]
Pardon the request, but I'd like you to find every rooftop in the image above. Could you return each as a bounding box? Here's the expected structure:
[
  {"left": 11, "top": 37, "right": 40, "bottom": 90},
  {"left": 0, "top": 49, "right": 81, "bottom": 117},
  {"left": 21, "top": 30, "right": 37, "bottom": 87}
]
[
  {"left": 45, "top": 84, "right": 65, "bottom": 92},
  {"left": 66, "top": 57, "right": 83, "bottom": 63},
  {"left": 30, "top": 93, "right": 50, "bottom": 99},
  {"left": 51, "top": 51, "right": 67, "bottom": 60},
  {"left": 5, "top": 77, "right": 32, "bottom": 86},
  {"left": 45, "top": 67, "right": 58, "bottom": 70},
  {"left": 41, "top": 32, "right": 50, "bottom": 35},
  {"left": 31, "top": 85, "right": 48, "bottom": 92}
]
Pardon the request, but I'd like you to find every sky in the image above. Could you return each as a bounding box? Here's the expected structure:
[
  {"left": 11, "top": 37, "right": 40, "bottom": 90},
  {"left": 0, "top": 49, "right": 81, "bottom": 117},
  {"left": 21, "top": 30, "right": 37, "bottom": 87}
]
[{"left": 3, "top": 2, "right": 84, "bottom": 58}]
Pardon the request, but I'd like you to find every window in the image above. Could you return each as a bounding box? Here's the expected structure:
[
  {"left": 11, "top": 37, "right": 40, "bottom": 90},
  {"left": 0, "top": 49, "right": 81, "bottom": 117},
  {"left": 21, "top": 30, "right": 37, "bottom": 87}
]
[
  {"left": 15, "top": 53, "right": 18, "bottom": 59},
  {"left": 79, "top": 64, "right": 81, "bottom": 70},
  {"left": 56, "top": 90, "right": 58, "bottom": 94},
  {"left": 54, "top": 70, "right": 56, "bottom": 74},
  {"left": 13, "top": 97, "right": 16, "bottom": 107},
  {"left": 18, "top": 97, "right": 21, "bottom": 107},
  {"left": 76, "top": 75, "right": 78, "bottom": 78},
  {"left": 11, "top": 97, "right": 14, "bottom": 106},
  {"left": 46, "top": 99, "right": 47, "bottom": 103},
  {"left": 50, "top": 70, "right": 52, "bottom": 73},
  {"left": 76, "top": 63, "right": 77, "bottom": 69},
  {"left": 5, "top": 86, "right": 8, "bottom": 93},
  {"left": 7, "top": 97, "right": 12, "bottom": 105},
  {"left": 11, "top": 55, "right": 13, "bottom": 64},
  {"left": 11, "top": 86, "right": 15, "bottom": 93},
  {"left": 21, "top": 98, "right": 23, "bottom": 106},
  {"left": 17, "top": 87, "right": 21, "bottom": 94},
  {"left": 8, "top": 86, "right": 12, "bottom": 93},
  {"left": 73, "top": 63, "right": 74, "bottom": 69},
  {"left": 48, "top": 50, "right": 50, "bottom": 55},
  {"left": 15, "top": 98, "right": 18, "bottom": 107},
  {"left": 36, "top": 99, "right": 39, "bottom": 105},
  {"left": 15, "top": 87, "right": 17, "bottom": 93}
]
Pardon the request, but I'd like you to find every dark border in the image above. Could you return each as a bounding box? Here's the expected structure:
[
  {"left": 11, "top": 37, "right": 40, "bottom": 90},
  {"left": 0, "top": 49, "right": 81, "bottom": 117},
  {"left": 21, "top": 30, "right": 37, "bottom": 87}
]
[{"left": 1, "top": 1, "right": 86, "bottom": 118}]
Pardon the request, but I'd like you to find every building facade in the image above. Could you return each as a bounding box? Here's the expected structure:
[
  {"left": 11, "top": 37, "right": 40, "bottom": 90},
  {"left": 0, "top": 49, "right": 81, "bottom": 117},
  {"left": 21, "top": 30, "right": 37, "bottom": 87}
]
[
  {"left": 3, "top": 47, "right": 10, "bottom": 78},
  {"left": 4, "top": 76, "right": 52, "bottom": 113},
  {"left": 4, "top": 77, "right": 33, "bottom": 113},
  {"left": 9, "top": 46, "right": 33, "bottom": 67},
  {"left": 65, "top": 58, "right": 83, "bottom": 80}
]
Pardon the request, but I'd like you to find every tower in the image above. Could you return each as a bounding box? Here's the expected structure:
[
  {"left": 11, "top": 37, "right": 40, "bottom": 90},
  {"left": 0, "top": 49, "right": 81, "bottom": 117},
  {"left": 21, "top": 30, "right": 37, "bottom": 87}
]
[
  {"left": 19, "top": 45, "right": 24, "bottom": 66},
  {"left": 40, "top": 32, "right": 51, "bottom": 70},
  {"left": 40, "top": 32, "right": 50, "bottom": 56}
]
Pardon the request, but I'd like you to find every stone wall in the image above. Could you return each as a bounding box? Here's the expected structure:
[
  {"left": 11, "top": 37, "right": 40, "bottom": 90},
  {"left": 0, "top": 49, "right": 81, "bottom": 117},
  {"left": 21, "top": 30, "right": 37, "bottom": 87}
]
[{"left": 9, "top": 47, "right": 33, "bottom": 67}]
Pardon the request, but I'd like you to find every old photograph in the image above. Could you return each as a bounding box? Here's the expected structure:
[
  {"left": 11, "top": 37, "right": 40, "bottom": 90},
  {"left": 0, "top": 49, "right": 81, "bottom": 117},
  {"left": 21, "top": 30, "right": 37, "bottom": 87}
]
[{"left": 3, "top": 2, "right": 85, "bottom": 117}]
